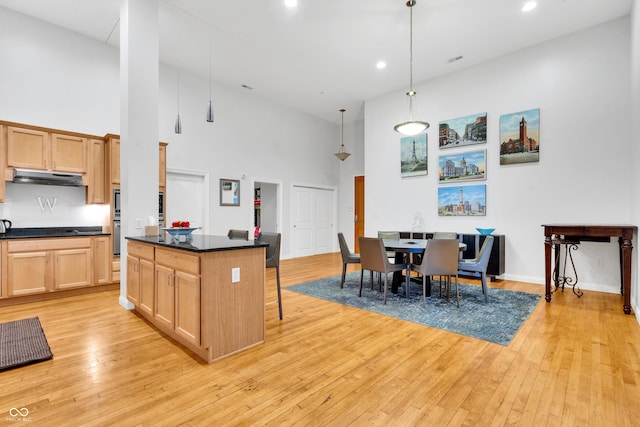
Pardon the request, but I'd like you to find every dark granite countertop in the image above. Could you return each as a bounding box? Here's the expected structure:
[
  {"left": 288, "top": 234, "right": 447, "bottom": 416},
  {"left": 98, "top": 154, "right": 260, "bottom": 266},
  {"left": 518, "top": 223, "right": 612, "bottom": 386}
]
[
  {"left": 0, "top": 226, "right": 110, "bottom": 239},
  {"left": 126, "top": 235, "right": 268, "bottom": 253}
]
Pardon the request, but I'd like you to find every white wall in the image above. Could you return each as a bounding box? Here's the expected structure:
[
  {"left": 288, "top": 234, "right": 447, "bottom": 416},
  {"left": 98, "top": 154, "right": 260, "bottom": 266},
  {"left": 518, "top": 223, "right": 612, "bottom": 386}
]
[
  {"left": 337, "top": 116, "right": 365, "bottom": 249},
  {"left": 0, "top": 6, "right": 342, "bottom": 258},
  {"left": 365, "top": 17, "right": 634, "bottom": 294}
]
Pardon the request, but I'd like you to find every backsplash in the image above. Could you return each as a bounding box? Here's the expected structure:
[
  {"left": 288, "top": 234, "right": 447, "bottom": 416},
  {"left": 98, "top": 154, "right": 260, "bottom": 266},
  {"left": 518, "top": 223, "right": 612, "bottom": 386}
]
[{"left": 0, "top": 182, "right": 109, "bottom": 228}]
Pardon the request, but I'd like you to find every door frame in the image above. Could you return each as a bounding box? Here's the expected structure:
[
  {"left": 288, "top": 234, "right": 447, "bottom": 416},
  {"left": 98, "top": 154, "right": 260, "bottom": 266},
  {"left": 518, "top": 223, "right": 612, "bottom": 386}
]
[
  {"left": 251, "top": 177, "right": 283, "bottom": 235},
  {"left": 166, "top": 168, "right": 211, "bottom": 233}
]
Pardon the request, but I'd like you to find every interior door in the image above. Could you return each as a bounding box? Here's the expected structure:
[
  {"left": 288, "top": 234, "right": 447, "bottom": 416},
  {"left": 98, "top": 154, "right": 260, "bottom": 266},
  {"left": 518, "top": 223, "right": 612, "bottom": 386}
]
[
  {"left": 292, "top": 185, "right": 336, "bottom": 257},
  {"left": 166, "top": 170, "right": 208, "bottom": 233}
]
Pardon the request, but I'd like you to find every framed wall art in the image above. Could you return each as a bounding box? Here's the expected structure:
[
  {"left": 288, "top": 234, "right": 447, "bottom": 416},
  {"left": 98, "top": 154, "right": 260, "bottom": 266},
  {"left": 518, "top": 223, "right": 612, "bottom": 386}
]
[
  {"left": 499, "top": 108, "right": 540, "bottom": 165},
  {"left": 220, "top": 178, "right": 240, "bottom": 206},
  {"left": 439, "top": 112, "right": 487, "bottom": 149},
  {"left": 400, "top": 133, "right": 427, "bottom": 178},
  {"left": 438, "top": 149, "right": 486, "bottom": 183},
  {"left": 438, "top": 184, "right": 486, "bottom": 216}
]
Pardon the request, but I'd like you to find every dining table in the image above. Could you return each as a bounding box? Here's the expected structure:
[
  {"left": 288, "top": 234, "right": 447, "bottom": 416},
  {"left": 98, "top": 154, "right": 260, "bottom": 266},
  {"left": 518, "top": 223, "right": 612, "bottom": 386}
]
[{"left": 382, "top": 238, "right": 467, "bottom": 295}]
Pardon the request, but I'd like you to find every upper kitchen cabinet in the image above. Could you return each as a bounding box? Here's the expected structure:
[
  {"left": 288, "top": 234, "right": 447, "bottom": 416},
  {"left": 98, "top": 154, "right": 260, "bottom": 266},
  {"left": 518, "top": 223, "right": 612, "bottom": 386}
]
[
  {"left": 6, "top": 126, "right": 87, "bottom": 173},
  {"left": 87, "top": 139, "right": 106, "bottom": 204},
  {"left": 159, "top": 142, "right": 167, "bottom": 188},
  {"left": 108, "top": 137, "right": 167, "bottom": 189},
  {"left": 0, "top": 125, "right": 6, "bottom": 202},
  {"left": 106, "top": 135, "right": 120, "bottom": 185}
]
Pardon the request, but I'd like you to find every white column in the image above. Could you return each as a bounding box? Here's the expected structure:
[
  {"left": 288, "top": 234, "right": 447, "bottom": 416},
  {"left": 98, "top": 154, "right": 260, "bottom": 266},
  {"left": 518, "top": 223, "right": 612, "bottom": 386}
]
[{"left": 119, "top": 0, "right": 160, "bottom": 308}]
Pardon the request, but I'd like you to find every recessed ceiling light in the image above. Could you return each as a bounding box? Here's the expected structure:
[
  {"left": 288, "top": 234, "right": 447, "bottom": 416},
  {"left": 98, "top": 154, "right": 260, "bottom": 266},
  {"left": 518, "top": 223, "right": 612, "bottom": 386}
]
[
  {"left": 376, "top": 61, "right": 387, "bottom": 69},
  {"left": 284, "top": 0, "right": 297, "bottom": 8},
  {"left": 522, "top": 2, "right": 537, "bottom": 12}
]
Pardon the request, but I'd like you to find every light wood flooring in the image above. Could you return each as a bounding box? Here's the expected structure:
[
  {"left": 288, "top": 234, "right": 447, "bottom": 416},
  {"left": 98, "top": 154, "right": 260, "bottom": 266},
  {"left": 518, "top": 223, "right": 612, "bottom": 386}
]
[{"left": 1, "top": 252, "right": 640, "bottom": 426}]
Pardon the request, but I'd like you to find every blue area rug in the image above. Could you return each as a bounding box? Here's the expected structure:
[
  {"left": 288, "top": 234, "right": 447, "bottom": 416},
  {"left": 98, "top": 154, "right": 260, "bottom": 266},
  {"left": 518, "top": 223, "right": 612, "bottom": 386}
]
[{"left": 287, "top": 271, "right": 541, "bottom": 346}]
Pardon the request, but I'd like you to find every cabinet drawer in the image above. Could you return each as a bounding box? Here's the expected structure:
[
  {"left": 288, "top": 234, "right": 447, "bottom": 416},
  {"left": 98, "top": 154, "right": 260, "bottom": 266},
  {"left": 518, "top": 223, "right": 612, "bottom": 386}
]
[
  {"left": 128, "top": 241, "right": 154, "bottom": 260},
  {"left": 8, "top": 237, "right": 91, "bottom": 252},
  {"left": 156, "top": 248, "right": 200, "bottom": 275}
]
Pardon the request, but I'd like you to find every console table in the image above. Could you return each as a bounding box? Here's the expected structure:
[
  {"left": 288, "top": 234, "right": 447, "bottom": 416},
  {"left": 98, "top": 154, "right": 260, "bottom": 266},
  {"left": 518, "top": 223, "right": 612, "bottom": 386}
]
[{"left": 542, "top": 224, "right": 637, "bottom": 314}]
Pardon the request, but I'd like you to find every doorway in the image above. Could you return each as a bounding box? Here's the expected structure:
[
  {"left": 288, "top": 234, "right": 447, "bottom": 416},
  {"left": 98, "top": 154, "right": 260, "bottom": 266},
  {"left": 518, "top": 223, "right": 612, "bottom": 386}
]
[{"left": 166, "top": 169, "right": 210, "bottom": 233}]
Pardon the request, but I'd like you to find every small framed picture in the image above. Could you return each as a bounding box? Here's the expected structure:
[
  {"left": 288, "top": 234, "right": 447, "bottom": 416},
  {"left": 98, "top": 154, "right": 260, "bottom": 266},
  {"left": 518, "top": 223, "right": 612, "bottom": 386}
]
[{"left": 220, "top": 178, "right": 240, "bottom": 206}]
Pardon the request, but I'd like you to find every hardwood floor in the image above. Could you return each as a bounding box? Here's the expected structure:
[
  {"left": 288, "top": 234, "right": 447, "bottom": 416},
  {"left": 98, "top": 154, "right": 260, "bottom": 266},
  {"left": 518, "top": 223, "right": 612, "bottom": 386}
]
[{"left": 2, "top": 252, "right": 640, "bottom": 426}]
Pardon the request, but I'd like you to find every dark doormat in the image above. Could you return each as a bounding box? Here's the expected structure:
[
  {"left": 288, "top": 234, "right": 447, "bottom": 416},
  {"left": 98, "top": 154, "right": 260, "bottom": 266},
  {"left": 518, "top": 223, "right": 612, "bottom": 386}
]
[{"left": 0, "top": 317, "right": 53, "bottom": 370}]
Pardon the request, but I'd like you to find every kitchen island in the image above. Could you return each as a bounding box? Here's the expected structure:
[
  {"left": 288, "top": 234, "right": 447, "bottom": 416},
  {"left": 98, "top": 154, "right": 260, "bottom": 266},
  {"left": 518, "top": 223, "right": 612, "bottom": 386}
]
[{"left": 125, "top": 235, "right": 268, "bottom": 363}]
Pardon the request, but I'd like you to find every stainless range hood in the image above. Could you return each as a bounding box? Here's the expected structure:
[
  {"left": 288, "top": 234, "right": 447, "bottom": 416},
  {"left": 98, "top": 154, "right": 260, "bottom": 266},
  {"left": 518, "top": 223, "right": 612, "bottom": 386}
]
[{"left": 12, "top": 168, "right": 84, "bottom": 187}]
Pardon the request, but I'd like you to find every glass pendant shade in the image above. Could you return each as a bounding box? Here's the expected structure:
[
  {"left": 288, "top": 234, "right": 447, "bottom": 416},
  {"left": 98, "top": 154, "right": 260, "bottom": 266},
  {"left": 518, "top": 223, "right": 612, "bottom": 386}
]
[
  {"left": 394, "top": 0, "right": 429, "bottom": 136},
  {"left": 334, "top": 108, "right": 351, "bottom": 161},
  {"left": 206, "top": 101, "right": 214, "bottom": 123},
  {"left": 175, "top": 114, "right": 182, "bottom": 134}
]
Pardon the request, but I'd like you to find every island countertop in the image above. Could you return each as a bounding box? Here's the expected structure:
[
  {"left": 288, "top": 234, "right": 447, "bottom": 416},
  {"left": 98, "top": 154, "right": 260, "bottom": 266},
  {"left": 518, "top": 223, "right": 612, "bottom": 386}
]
[{"left": 125, "top": 234, "right": 268, "bottom": 253}]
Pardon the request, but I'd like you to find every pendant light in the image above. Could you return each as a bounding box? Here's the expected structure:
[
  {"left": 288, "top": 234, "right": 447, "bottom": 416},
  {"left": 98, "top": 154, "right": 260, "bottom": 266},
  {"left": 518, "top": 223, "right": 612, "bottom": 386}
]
[
  {"left": 206, "top": 12, "right": 214, "bottom": 122},
  {"left": 393, "top": 0, "right": 429, "bottom": 136},
  {"left": 334, "top": 108, "right": 351, "bottom": 161},
  {"left": 175, "top": 68, "right": 182, "bottom": 134}
]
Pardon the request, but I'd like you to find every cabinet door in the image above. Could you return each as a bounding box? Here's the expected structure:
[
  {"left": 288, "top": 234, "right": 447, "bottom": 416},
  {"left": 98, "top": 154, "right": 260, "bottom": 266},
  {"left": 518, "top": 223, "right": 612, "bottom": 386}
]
[
  {"left": 110, "top": 138, "right": 120, "bottom": 185},
  {"left": 154, "top": 264, "right": 175, "bottom": 329},
  {"left": 7, "top": 251, "right": 50, "bottom": 296},
  {"left": 50, "top": 133, "right": 87, "bottom": 173},
  {"left": 55, "top": 248, "right": 92, "bottom": 290},
  {"left": 159, "top": 143, "right": 167, "bottom": 188},
  {"left": 126, "top": 255, "right": 140, "bottom": 305},
  {"left": 174, "top": 271, "right": 200, "bottom": 346},
  {"left": 138, "top": 258, "right": 155, "bottom": 316},
  {"left": 7, "top": 126, "right": 49, "bottom": 170},
  {"left": 88, "top": 139, "right": 106, "bottom": 204},
  {"left": 91, "top": 236, "right": 109, "bottom": 285}
]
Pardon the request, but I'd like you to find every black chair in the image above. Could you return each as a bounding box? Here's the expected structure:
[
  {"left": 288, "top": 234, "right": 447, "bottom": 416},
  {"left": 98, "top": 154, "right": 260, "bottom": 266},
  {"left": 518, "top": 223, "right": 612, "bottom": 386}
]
[
  {"left": 338, "top": 232, "right": 360, "bottom": 288},
  {"left": 227, "top": 229, "right": 249, "bottom": 239},
  {"left": 258, "top": 232, "right": 283, "bottom": 320}
]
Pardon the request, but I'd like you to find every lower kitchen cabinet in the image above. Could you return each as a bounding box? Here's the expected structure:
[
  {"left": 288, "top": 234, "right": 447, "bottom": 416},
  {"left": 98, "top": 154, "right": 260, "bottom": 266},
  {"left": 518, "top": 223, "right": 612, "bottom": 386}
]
[
  {"left": 3, "top": 236, "right": 112, "bottom": 299},
  {"left": 126, "top": 241, "right": 155, "bottom": 315}
]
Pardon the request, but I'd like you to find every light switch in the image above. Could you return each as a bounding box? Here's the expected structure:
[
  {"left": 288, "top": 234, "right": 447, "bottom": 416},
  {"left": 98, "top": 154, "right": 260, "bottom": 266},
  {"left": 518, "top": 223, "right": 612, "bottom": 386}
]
[{"left": 232, "top": 267, "right": 240, "bottom": 283}]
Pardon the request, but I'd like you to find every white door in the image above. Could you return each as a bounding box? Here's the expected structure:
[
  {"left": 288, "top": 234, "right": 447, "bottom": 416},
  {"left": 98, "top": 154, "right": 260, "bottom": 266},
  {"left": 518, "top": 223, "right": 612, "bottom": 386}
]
[
  {"left": 292, "top": 187, "right": 314, "bottom": 257},
  {"left": 166, "top": 170, "right": 209, "bottom": 234},
  {"left": 292, "top": 185, "right": 335, "bottom": 257}
]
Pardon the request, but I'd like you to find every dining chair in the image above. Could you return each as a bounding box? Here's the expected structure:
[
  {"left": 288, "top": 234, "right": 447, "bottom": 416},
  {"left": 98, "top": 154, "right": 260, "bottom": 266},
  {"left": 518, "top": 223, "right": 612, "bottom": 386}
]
[
  {"left": 359, "top": 237, "right": 406, "bottom": 304},
  {"left": 458, "top": 235, "right": 494, "bottom": 302},
  {"left": 433, "top": 232, "right": 458, "bottom": 240},
  {"left": 258, "top": 232, "right": 283, "bottom": 319},
  {"left": 227, "top": 229, "right": 249, "bottom": 239},
  {"left": 410, "top": 239, "right": 460, "bottom": 305},
  {"left": 378, "top": 231, "right": 400, "bottom": 261},
  {"left": 338, "top": 232, "right": 360, "bottom": 288}
]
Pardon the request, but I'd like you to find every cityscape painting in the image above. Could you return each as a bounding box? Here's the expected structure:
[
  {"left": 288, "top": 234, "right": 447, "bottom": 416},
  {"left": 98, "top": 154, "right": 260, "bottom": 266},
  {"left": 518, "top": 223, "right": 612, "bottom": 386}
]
[
  {"left": 438, "top": 149, "right": 486, "bottom": 183},
  {"left": 400, "top": 133, "right": 427, "bottom": 177},
  {"left": 439, "top": 112, "right": 487, "bottom": 149},
  {"left": 438, "top": 184, "right": 486, "bottom": 216},
  {"left": 500, "top": 108, "right": 540, "bottom": 165}
]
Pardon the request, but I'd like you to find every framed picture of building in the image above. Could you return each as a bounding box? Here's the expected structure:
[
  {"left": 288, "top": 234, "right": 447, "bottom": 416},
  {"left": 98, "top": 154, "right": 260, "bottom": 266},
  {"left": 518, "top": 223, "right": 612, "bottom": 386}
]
[
  {"left": 438, "top": 184, "right": 486, "bottom": 216},
  {"left": 438, "top": 149, "right": 486, "bottom": 183},
  {"left": 500, "top": 108, "right": 540, "bottom": 164},
  {"left": 439, "top": 112, "right": 487, "bottom": 149},
  {"left": 400, "top": 133, "right": 427, "bottom": 177}
]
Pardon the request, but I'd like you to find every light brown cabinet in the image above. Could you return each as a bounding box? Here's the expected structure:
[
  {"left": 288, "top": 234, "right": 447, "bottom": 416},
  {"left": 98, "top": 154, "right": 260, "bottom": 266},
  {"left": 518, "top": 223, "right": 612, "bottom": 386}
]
[
  {"left": 5, "top": 237, "right": 94, "bottom": 297},
  {"left": 159, "top": 142, "right": 167, "bottom": 188},
  {"left": 93, "top": 236, "right": 110, "bottom": 285},
  {"left": 6, "top": 126, "right": 87, "bottom": 173},
  {"left": 108, "top": 136, "right": 120, "bottom": 185},
  {"left": 126, "top": 241, "right": 154, "bottom": 316},
  {"left": 125, "top": 239, "right": 265, "bottom": 363},
  {"left": 87, "top": 139, "right": 106, "bottom": 204},
  {"left": 154, "top": 247, "right": 201, "bottom": 346}
]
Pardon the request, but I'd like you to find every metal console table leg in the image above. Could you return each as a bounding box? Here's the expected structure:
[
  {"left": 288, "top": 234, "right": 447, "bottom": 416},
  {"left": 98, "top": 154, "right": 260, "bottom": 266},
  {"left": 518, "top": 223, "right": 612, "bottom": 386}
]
[{"left": 552, "top": 238, "right": 583, "bottom": 297}]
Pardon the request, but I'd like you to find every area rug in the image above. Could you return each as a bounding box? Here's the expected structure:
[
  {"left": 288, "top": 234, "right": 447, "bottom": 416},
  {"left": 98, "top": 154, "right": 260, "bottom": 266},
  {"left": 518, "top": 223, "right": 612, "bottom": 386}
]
[
  {"left": 0, "top": 317, "right": 53, "bottom": 370},
  {"left": 287, "top": 272, "right": 541, "bottom": 346}
]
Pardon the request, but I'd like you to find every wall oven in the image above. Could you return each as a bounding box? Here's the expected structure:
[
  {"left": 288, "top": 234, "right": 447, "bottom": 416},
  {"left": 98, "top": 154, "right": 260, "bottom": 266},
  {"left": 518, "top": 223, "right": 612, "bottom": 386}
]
[{"left": 158, "top": 191, "right": 165, "bottom": 228}]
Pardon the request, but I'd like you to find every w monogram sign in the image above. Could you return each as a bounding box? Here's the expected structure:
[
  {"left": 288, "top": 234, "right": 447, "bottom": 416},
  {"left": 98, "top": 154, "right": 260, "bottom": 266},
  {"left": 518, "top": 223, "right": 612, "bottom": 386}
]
[{"left": 36, "top": 196, "right": 58, "bottom": 213}]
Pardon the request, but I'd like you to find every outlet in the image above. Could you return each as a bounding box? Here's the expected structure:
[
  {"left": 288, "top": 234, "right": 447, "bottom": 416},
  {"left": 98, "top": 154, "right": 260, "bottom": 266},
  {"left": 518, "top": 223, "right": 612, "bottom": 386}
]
[
  {"left": 135, "top": 218, "right": 142, "bottom": 229},
  {"left": 232, "top": 267, "right": 240, "bottom": 283}
]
